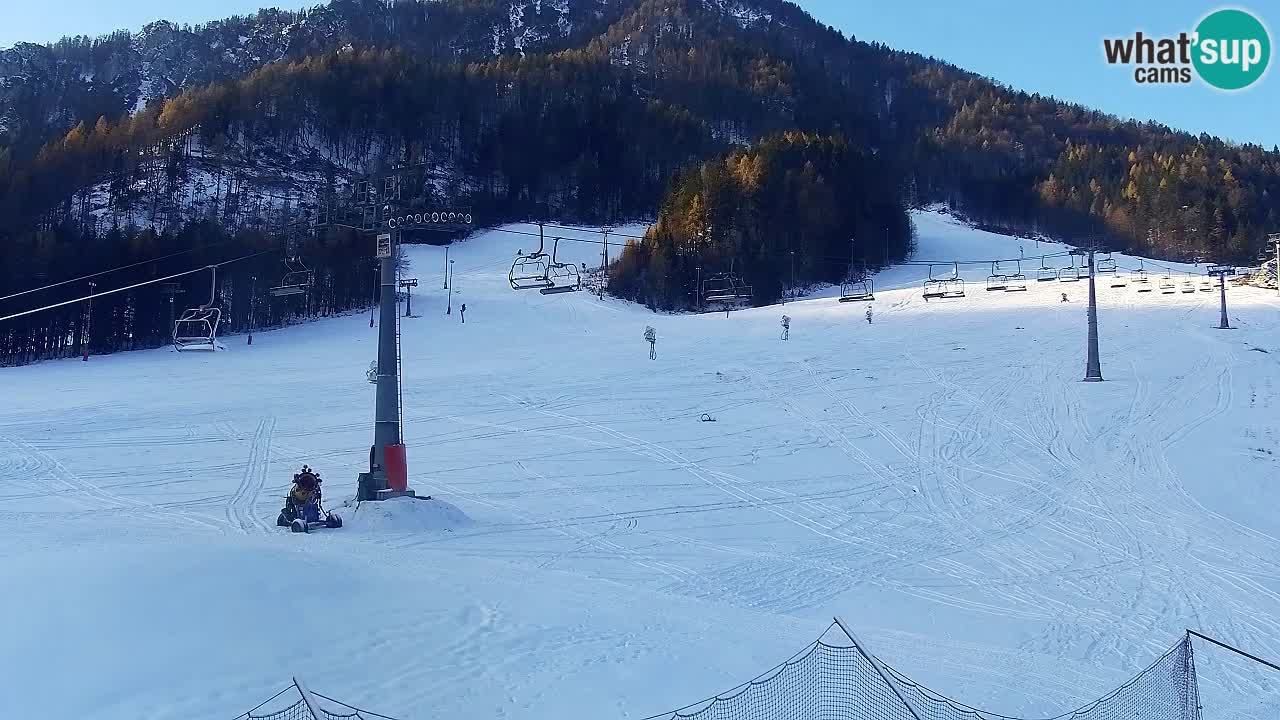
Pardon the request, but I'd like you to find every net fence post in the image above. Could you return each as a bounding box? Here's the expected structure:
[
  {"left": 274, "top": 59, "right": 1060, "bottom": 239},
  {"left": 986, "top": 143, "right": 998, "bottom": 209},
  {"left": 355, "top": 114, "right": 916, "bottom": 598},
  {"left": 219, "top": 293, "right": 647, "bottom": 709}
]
[
  {"left": 1187, "top": 629, "right": 1280, "bottom": 673},
  {"left": 293, "top": 677, "right": 323, "bottom": 720},
  {"left": 1183, "top": 631, "right": 1203, "bottom": 720},
  {"left": 832, "top": 616, "right": 922, "bottom": 720}
]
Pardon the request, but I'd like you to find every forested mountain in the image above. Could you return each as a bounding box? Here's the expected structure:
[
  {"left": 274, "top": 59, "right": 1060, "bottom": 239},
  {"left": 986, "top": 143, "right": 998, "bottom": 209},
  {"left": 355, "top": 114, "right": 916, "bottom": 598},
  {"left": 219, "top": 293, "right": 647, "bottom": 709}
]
[
  {"left": 612, "top": 132, "right": 913, "bottom": 309},
  {"left": 2, "top": 0, "right": 1278, "bottom": 363},
  {"left": 0, "top": 0, "right": 622, "bottom": 159}
]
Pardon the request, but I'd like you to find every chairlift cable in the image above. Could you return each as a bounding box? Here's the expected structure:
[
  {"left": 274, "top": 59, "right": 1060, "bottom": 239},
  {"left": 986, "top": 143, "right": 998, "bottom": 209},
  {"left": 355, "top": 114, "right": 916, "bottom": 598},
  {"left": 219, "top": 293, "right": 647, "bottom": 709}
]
[
  {"left": 0, "top": 249, "right": 274, "bottom": 324},
  {"left": 414, "top": 223, "right": 1081, "bottom": 267},
  {"left": 0, "top": 239, "right": 241, "bottom": 303}
]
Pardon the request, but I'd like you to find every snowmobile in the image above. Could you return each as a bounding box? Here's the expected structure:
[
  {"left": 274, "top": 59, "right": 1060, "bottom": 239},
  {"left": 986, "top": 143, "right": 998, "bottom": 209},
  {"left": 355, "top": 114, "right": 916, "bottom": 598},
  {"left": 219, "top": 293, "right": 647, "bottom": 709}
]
[{"left": 277, "top": 465, "right": 343, "bottom": 533}]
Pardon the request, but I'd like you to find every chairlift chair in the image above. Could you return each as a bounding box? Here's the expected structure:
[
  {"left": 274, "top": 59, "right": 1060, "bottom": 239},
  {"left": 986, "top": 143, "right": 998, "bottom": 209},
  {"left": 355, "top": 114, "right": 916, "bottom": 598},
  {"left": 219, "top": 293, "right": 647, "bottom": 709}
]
[
  {"left": 269, "top": 257, "right": 314, "bottom": 297},
  {"left": 1059, "top": 256, "right": 1080, "bottom": 282},
  {"left": 986, "top": 261, "right": 1008, "bottom": 291},
  {"left": 702, "top": 272, "right": 752, "bottom": 306},
  {"left": 923, "top": 263, "right": 965, "bottom": 299},
  {"left": 1036, "top": 257, "right": 1058, "bottom": 282},
  {"left": 174, "top": 265, "right": 225, "bottom": 352},
  {"left": 509, "top": 231, "right": 553, "bottom": 290},
  {"left": 1159, "top": 274, "right": 1176, "bottom": 294},
  {"left": 1004, "top": 260, "right": 1027, "bottom": 292},
  {"left": 1133, "top": 261, "right": 1152, "bottom": 292},
  {"left": 1110, "top": 273, "right": 1128, "bottom": 288},
  {"left": 839, "top": 277, "right": 875, "bottom": 302},
  {"left": 174, "top": 308, "right": 223, "bottom": 351},
  {"left": 539, "top": 238, "right": 582, "bottom": 295},
  {"left": 1198, "top": 277, "right": 1214, "bottom": 292},
  {"left": 542, "top": 263, "right": 581, "bottom": 294},
  {"left": 1096, "top": 252, "right": 1118, "bottom": 274},
  {"left": 1180, "top": 275, "right": 1196, "bottom": 293},
  {"left": 702, "top": 275, "right": 736, "bottom": 303}
]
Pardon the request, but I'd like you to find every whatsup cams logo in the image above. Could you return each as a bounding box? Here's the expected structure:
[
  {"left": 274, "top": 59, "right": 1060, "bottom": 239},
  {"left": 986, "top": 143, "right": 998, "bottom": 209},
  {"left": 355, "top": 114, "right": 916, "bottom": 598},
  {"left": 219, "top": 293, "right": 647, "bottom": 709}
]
[{"left": 1103, "top": 8, "right": 1271, "bottom": 90}]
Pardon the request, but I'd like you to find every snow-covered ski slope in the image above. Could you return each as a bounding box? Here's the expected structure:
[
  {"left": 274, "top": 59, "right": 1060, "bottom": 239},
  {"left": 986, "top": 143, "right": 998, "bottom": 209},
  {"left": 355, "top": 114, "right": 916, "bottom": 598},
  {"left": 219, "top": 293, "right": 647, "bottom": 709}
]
[{"left": 2, "top": 210, "right": 1278, "bottom": 720}]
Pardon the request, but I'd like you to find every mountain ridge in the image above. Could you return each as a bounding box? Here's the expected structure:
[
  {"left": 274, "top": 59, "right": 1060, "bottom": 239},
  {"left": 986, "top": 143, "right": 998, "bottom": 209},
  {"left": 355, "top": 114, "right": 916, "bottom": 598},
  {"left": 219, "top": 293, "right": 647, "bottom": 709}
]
[
  {"left": 2, "top": 0, "right": 1277, "bottom": 262},
  {"left": 2, "top": 0, "right": 1279, "bottom": 367}
]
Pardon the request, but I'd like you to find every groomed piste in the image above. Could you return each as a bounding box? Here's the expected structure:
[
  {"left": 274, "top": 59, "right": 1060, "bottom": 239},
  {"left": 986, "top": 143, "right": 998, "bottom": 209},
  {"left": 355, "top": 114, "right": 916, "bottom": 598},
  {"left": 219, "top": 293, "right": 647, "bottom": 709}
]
[{"left": 1, "top": 210, "right": 1277, "bottom": 720}]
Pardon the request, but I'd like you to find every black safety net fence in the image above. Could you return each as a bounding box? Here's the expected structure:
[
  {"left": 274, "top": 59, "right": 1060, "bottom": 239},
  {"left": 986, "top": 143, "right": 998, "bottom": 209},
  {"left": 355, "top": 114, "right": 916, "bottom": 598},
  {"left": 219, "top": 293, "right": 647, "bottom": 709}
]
[
  {"left": 232, "top": 680, "right": 400, "bottom": 720},
  {"left": 641, "top": 622, "right": 1202, "bottom": 720},
  {"left": 232, "top": 623, "right": 1226, "bottom": 720}
]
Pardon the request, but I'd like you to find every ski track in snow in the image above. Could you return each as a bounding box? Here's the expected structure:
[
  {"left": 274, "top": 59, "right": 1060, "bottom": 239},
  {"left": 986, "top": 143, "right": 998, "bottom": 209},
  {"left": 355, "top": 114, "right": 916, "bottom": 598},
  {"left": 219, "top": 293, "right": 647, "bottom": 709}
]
[
  {"left": 1, "top": 213, "right": 1278, "bottom": 720},
  {"left": 225, "top": 417, "right": 276, "bottom": 534}
]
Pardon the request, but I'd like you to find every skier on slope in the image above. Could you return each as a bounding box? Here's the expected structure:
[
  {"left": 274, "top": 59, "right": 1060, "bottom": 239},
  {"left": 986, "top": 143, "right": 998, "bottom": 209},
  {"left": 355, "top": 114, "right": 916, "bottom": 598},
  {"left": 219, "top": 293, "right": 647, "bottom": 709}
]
[
  {"left": 460, "top": 303, "right": 466, "bottom": 324},
  {"left": 865, "top": 306, "right": 873, "bottom": 324}
]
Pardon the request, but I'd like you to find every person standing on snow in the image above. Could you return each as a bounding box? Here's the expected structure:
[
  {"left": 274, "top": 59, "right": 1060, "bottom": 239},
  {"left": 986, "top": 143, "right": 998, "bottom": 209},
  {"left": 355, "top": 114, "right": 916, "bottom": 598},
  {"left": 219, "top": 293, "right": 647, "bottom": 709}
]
[
  {"left": 461, "top": 303, "right": 466, "bottom": 324},
  {"left": 865, "top": 306, "right": 873, "bottom": 324}
]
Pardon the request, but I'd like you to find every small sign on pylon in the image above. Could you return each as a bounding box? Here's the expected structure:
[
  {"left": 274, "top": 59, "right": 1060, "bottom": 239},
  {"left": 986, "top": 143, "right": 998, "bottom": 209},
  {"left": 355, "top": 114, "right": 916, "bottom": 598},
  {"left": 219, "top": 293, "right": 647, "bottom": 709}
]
[{"left": 376, "top": 233, "right": 392, "bottom": 259}]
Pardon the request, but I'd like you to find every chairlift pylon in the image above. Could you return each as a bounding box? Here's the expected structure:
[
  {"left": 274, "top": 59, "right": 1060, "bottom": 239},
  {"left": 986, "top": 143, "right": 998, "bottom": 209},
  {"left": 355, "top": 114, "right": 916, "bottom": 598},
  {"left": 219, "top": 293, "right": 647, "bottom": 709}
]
[
  {"left": 174, "top": 265, "right": 225, "bottom": 352},
  {"left": 539, "top": 238, "right": 582, "bottom": 295}
]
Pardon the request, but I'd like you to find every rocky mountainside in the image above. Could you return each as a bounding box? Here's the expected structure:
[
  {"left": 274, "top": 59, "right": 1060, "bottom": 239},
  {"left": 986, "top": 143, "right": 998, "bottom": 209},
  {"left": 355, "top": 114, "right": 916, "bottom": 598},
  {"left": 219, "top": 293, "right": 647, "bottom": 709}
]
[
  {"left": 2, "top": 0, "right": 1277, "bottom": 262},
  {"left": 3, "top": 0, "right": 1279, "bottom": 365},
  {"left": 0, "top": 0, "right": 621, "bottom": 155}
]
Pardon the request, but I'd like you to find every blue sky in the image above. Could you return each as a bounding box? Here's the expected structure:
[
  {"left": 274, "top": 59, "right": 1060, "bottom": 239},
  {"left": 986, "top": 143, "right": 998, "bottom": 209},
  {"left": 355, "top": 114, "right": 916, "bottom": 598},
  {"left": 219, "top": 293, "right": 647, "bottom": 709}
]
[
  {"left": 812, "top": 0, "right": 1278, "bottom": 148},
  {"left": 2, "top": 0, "right": 1275, "bottom": 148}
]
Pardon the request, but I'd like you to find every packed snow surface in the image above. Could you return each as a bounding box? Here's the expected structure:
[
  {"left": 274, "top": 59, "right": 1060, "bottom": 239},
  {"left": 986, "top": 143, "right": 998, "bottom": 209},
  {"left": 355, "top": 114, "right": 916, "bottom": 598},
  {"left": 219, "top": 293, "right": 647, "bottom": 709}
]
[
  {"left": 1, "top": 211, "right": 1278, "bottom": 720},
  {"left": 340, "top": 495, "right": 474, "bottom": 533}
]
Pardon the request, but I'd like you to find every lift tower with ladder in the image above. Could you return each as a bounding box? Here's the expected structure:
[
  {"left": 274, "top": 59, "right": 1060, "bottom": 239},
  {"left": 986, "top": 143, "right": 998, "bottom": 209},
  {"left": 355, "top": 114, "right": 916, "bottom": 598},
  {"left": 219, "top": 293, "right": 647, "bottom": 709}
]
[{"left": 319, "top": 165, "right": 472, "bottom": 501}]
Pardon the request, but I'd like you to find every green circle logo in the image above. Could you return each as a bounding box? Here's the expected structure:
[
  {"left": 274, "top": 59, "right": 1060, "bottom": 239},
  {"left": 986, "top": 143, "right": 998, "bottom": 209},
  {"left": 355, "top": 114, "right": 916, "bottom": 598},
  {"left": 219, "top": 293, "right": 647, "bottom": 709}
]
[{"left": 1193, "top": 9, "right": 1271, "bottom": 90}]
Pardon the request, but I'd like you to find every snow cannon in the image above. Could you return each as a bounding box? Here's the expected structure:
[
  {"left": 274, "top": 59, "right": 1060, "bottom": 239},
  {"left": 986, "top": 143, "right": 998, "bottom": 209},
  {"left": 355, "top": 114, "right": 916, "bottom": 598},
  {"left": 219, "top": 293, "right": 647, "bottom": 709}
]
[{"left": 277, "top": 466, "right": 343, "bottom": 533}]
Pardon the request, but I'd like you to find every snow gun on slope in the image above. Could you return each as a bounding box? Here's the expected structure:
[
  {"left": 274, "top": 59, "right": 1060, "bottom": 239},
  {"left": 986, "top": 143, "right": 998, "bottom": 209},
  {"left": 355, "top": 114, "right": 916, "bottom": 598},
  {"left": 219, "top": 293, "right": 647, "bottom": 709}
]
[{"left": 277, "top": 465, "right": 343, "bottom": 533}]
